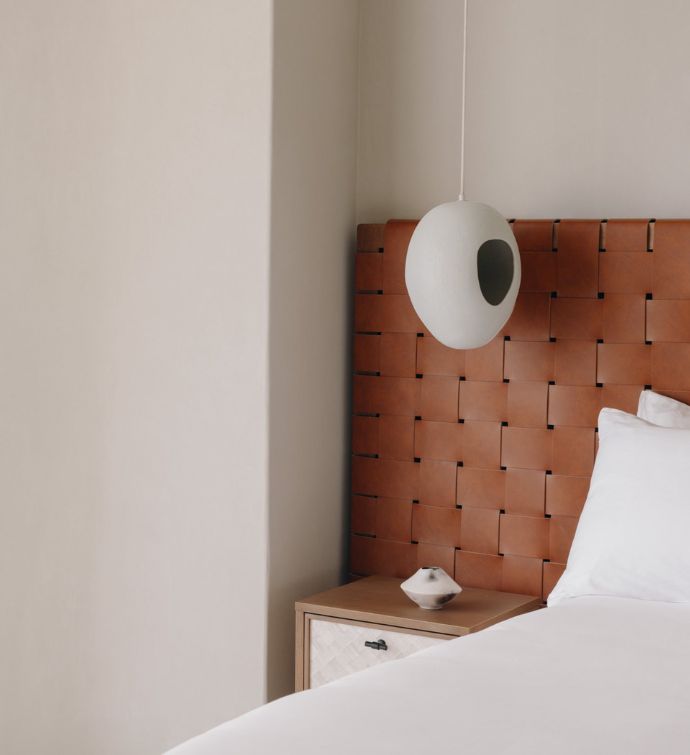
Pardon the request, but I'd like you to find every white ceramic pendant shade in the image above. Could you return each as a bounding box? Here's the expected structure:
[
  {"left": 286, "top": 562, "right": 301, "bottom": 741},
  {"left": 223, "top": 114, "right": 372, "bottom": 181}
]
[{"left": 405, "top": 200, "right": 521, "bottom": 349}]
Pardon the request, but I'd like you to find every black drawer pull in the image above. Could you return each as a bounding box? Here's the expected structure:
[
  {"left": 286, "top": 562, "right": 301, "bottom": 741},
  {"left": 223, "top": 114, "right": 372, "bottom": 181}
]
[{"left": 364, "top": 639, "right": 388, "bottom": 651}]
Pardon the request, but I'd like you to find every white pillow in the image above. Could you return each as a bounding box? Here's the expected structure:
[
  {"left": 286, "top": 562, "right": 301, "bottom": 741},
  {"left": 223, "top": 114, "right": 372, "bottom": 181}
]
[
  {"left": 548, "top": 408, "right": 690, "bottom": 606},
  {"left": 638, "top": 389, "right": 690, "bottom": 428}
]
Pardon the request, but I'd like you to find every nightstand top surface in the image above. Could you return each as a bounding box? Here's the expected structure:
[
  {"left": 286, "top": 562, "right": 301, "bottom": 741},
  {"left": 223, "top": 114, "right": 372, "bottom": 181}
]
[{"left": 296, "top": 575, "right": 542, "bottom": 636}]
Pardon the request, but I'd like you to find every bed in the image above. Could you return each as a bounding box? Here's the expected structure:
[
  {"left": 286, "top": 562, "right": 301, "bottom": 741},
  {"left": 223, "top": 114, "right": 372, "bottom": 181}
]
[
  {"left": 168, "top": 395, "right": 690, "bottom": 754},
  {"left": 168, "top": 594, "right": 690, "bottom": 754}
]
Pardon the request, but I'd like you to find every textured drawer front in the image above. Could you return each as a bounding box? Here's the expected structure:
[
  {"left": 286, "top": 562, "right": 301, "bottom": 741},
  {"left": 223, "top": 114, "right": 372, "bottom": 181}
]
[{"left": 309, "top": 619, "right": 446, "bottom": 688}]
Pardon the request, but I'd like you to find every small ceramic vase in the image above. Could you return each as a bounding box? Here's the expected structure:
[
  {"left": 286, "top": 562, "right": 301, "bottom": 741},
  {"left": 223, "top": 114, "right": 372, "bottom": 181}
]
[{"left": 401, "top": 566, "right": 462, "bottom": 610}]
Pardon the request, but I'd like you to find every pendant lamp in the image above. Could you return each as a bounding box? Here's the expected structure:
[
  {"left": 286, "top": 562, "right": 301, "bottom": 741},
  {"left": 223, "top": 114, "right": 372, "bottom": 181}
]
[{"left": 404, "top": 0, "right": 520, "bottom": 350}]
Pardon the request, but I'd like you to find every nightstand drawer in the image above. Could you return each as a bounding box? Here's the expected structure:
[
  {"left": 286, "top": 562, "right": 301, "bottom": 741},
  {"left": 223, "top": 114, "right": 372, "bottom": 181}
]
[
  {"left": 295, "top": 576, "right": 542, "bottom": 691},
  {"left": 308, "top": 617, "right": 447, "bottom": 688}
]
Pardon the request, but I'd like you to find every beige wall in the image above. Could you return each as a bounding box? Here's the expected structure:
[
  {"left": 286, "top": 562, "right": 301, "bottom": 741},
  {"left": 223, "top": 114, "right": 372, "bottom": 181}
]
[
  {"left": 0, "top": 2, "right": 273, "bottom": 753},
  {"left": 267, "top": 0, "right": 359, "bottom": 701},
  {"left": 357, "top": 0, "right": 463, "bottom": 223},
  {"left": 1, "top": 0, "right": 361, "bottom": 751},
  {"left": 358, "top": 0, "right": 690, "bottom": 222}
]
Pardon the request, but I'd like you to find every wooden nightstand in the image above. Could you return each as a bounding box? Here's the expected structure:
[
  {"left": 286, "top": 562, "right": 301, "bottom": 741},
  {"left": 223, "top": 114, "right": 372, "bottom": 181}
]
[{"left": 295, "top": 575, "right": 541, "bottom": 691}]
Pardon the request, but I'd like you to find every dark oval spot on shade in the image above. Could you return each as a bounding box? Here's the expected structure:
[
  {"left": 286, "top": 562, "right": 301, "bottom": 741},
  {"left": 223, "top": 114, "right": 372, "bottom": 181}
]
[{"left": 477, "top": 239, "right": 514, "bottom": 306}]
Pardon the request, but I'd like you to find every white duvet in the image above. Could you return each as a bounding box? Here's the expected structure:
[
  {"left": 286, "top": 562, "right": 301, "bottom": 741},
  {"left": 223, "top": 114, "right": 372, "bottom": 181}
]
[{"left": 168, "top": 597, "right": 690, "bottom": 754}]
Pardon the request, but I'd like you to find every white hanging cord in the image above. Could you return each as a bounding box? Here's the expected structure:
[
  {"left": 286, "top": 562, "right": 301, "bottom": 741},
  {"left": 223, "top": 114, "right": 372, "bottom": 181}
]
[{"left": 458, "top": 0, "right": 468, "bottom": 201}]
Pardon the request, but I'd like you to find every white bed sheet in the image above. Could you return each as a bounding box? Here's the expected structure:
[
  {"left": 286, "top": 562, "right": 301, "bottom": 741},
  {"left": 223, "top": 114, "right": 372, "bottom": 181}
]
[{"left": 167, "top": 597, "right": 690, "bottom": 754}]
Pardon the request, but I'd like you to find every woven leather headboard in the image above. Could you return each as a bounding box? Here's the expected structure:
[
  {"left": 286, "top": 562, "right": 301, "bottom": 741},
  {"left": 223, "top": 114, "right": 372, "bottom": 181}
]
[{"left": 350, "top": 218, "right": 690, "bottom": 600}]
